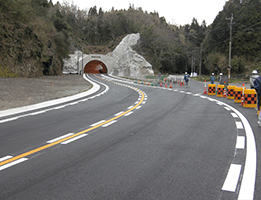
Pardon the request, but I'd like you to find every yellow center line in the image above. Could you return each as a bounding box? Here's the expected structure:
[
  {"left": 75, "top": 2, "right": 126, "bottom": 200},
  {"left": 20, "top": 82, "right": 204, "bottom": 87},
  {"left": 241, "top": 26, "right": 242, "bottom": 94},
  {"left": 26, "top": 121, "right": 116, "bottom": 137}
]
[{"left": 0, "top": 75, "right": 145, "bottom": 167}]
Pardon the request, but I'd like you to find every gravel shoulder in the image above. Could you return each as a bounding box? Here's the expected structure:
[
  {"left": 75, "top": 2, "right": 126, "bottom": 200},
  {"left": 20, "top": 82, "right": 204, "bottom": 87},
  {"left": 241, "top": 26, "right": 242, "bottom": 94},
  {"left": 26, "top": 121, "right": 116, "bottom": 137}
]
[{"left": 0, "top": 75, "right": 91, "bottom": 111}]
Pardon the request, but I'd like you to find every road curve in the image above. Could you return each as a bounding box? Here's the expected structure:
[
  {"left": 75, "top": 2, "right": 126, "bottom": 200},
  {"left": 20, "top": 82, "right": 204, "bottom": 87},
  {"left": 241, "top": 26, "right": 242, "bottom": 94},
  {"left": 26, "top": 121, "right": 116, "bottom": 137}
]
[{"left": 0, "top": 74, "right": 257, "bottom": 200}]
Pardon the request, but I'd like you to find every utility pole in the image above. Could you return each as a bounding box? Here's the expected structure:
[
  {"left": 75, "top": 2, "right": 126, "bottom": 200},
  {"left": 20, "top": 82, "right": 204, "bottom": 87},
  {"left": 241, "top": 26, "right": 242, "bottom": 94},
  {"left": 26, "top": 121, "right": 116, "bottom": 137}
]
[
  {"left": 226, "top": 13, "right": 234, "bottom": 84},
  {"left": 199, "top": 43, "right": 203, "bottom": 80},
  {"left": 191, "top": 51, "right": 194, "bottom": 76}
]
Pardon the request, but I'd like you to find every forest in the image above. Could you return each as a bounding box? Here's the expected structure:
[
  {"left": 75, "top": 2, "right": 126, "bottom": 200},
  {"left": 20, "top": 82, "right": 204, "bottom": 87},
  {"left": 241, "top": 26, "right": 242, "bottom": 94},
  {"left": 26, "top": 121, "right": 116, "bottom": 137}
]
[{"left": 0, "top": 0, "right": 261, "bottom": 77}]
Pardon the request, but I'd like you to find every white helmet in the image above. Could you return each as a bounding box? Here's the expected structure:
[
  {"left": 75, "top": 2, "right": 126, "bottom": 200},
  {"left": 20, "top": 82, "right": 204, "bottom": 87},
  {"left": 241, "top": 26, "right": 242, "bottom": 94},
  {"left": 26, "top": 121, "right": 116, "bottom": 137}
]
[
  {"left": 252, "top": 70, "right": 258, "bottom": 74},
  {"left": 220, "top": 73, "right": 223, "bottom": 75},
  {"left": 212, "top": 73, "right": 214, "bottom": 75}
]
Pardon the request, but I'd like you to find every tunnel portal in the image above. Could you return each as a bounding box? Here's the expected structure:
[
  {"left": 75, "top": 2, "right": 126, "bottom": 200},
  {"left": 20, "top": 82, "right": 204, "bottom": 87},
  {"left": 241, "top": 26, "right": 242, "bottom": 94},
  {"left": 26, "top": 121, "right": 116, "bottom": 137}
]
[{"left": 84, "top": 60, "right": 107, "bottom": 74}]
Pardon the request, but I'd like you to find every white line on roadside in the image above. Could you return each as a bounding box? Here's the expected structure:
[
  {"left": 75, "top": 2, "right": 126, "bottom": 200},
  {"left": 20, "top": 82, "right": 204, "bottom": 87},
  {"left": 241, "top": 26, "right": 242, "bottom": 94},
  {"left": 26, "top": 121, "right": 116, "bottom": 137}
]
[
  {"left": 0, "top": 117, "right": 19, "bottom": 124},
  {"left": 236, "top": 121, "right": 244, "bottom": 129},
  {"left": 231, "top": 113, "right": 238, "bottom": 118},
  {"left": 236, "top": 136, "right": 245, "bottom": 149},
  {"left": 222, "top": 164, "right": 242, "bottom": 192},
  {"left": 224, "top": 107, "right": 231, "bottom": 111}
]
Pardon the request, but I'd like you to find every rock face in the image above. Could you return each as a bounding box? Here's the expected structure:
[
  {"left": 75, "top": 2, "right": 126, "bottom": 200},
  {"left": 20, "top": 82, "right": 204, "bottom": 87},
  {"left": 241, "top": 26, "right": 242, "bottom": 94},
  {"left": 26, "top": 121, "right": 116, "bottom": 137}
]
[
  {"left": 108, "top": 33, "right": 154, "bottom": 79},
  {"left": 62, "top": 51, "right": 83, "bottom": 74}
]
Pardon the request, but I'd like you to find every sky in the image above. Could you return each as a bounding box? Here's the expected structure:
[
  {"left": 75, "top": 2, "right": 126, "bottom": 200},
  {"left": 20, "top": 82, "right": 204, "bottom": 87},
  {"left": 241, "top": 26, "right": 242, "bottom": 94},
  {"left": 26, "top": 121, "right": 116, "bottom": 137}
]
[{"left": 52, "top": 0, "right": 227, "bottom": 26}]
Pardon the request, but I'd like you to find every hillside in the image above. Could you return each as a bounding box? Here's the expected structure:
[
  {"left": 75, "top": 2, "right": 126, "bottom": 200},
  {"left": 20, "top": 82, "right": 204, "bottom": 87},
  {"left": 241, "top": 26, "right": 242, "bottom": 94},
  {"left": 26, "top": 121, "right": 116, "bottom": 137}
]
[{"left": 1, "top": 0, "right": 261, "bottom": 78}]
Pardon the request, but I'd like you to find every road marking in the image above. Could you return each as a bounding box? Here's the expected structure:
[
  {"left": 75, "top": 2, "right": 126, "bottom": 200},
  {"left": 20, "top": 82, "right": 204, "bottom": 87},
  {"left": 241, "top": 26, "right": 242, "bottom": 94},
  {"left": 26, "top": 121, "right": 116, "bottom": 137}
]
[
  {"left": 236, "top": 136, "right": 245, "bottom": 149},
  {"left": 0, "top": 158, "right": 28, "bottom": 171},
  {"left": 102, "top": 120, "right": 117, "bottom": 127},
  {"left": 236, "top": 121, "right": 244, "bottom": 129},
  {"left": 54, "top": 105, "right": 66, "bottom": 109},
  {"left": 127, "top": 106, "right": 134, "bottom": 109},
  {"left": 231, "top": 113, "right": 238, "bottom": 118},
  {"left": 224, "top": 107, "right": 231, "bottom": 111},
  {"left": 136, "top": 106, "right": 142, "bottom": 109},
  {"left": 222, "top": 164, "right": 242, "bottom": 192},
  {"left": 0, "top": 74, "right": 146, "bottom": 171},
  {"left": 114, "top": 111, "right": 124, "bottom": 116},
  {"left": 69, "top": 102, "right": 79, "bottom": 105},
  {"left": 0, "top": 117, "right": 19, "bottom": 124},
  {"left": 124, "top": 111, "right": 133, "bottom": 116},
  {"left": 0, "top": 156, "right": 13, "bottom": 162},
  {"left": 30, "top": 111, "right": 46, "bottom": 115},
  {"left": 61, "top": 134, "right": 88, "bottom": 144},
  {"left": 90, "top": 120, "right": 106, "bottom": 127},
  {"left": 46, "top": 133, "right": 74, "bottom": 143}
]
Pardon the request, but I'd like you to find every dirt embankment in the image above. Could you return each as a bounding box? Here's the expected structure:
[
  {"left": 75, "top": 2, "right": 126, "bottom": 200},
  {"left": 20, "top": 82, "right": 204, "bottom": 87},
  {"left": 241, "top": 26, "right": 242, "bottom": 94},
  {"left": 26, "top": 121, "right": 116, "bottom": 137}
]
[{"left": 0, "top": 75, "right": 91, "bottom": 111}]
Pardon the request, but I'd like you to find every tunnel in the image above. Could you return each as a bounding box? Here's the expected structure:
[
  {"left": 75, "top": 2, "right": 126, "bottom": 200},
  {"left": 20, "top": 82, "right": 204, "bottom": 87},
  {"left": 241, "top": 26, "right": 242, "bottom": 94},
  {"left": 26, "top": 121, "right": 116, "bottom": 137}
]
[{"left": 84, "top": 60, "right": 107, "bottom": 74}]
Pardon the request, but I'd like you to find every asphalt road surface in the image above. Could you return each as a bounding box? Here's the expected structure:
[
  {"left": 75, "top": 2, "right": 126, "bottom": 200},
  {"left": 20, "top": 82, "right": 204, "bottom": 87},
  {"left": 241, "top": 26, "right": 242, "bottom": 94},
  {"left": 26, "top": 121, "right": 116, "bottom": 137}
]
[{"left": 0, "top": 74, "right": 259, "bottom": 200}]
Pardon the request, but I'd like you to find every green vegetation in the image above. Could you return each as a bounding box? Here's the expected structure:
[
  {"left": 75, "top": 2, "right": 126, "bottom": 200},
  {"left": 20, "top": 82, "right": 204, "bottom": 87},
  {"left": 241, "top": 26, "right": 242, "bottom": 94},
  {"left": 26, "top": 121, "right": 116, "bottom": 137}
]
[{"left": 0, "top": 0, "right": 261, "bottom": 77}]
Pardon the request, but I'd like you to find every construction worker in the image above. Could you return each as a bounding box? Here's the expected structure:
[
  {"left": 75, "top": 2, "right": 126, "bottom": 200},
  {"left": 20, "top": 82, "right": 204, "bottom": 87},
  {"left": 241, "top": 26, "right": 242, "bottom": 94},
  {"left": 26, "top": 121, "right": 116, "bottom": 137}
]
[
  {"left": 218, "top": 73, "right": 223, "bottom": 84},
  {"left": 250, "top": 70, "right": 259, "bottom": 89},
  {"left": 184, "top": 72, "right": 189, "bottom": 88},
  {"left": 210, "top": 73, "right": 215, "bottom": 84},
  {"left": 254, "top": 76, "right": 261, "bottom": 115}
]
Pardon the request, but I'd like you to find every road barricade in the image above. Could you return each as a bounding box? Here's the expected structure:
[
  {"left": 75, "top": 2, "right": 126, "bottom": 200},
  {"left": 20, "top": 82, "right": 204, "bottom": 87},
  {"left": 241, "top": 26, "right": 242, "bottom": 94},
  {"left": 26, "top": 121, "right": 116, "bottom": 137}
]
[
  {"left": 227, "top": 85, "right": 236, "bottom": 99},
  {"left": 208, "top": 84, "right": 216, "bottom": 95},
  {"left": 243, "top": 89, "right": 257, "bottom": 108},
  {"left": 217, "top": 85, "right": 224, "bottom": 97},
  {"left": 234, "top": 87, "right": 243, "bottom": 103}
]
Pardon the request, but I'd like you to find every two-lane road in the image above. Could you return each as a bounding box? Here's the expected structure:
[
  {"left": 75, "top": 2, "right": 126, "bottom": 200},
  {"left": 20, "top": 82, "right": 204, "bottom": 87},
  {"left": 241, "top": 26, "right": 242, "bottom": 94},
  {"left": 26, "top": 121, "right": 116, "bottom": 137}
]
[{"left": 0, "top": 74, "right": 257, "bottom": 199}]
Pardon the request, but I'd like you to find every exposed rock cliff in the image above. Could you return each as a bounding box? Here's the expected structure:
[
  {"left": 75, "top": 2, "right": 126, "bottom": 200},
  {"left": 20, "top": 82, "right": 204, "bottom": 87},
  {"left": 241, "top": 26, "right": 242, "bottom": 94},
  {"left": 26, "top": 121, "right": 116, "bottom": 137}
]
[
  {"left": 108, "top": 33, "right": 154, "bottom": 79},
  {"left": 63, "top": 33, "right": 154, "bottom": 78}
]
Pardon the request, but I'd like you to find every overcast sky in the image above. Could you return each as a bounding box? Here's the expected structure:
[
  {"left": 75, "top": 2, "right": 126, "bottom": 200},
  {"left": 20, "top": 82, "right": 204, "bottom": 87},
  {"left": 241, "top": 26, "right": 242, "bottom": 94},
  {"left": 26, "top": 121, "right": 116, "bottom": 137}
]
[{"left": 52, "top": 0, "right": 227, "bottom": 26}]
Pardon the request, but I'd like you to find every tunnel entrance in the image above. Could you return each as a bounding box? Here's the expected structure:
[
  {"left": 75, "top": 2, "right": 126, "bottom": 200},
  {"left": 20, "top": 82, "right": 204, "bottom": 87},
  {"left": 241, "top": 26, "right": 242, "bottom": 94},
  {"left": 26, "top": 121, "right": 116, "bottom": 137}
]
[{"left": 84, "top": 60, "right": 107, "bottom": 74}]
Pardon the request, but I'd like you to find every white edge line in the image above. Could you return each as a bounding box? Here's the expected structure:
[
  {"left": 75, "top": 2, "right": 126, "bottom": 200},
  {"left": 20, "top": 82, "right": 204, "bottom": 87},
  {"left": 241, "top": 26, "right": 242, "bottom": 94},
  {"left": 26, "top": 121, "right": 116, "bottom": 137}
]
[
  {"left": 46, "top": 133, "right": 74, "bottom": 143},
  {"left": 236, "top": 121, "right": 244, "bottom": 129},
  {"left": 214, "top": 99, "right": 256, "bottom": 200},
  {"left": 236, "top": 136, "right": 245, "bottom": 149},
  {"left": 0, "top": 117, "right": 19, "bottom": 124},
  {"left": 231, "top": 113, "right": 238, "bottom": 118},
  {"left": 222, "top": 164, "right": 242, "bottom": 192},
  {"left": 0, "top": 74, "right": 100, "bottom": 118},
  {"left": 0, "top": 158, "right": 28, "bottom": 171}
]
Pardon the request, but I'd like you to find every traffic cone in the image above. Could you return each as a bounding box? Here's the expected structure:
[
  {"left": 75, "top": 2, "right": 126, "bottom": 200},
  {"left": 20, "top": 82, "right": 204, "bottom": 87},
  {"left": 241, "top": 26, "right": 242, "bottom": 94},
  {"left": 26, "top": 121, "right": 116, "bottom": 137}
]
[
  {"left": 241, "top": 94, "right": 244, "bottom": 106},
  {"left": 170, "top": 82, "right": 172, "bottom": 88},
  {"left": 178, "top": 80, "right": 180, "bottom": 84},
  {"left": 180, "top": 81, "right": 182, "bottom": 86},
  {"left": 204, "top": 80, "right": 207, "bottom": 94},
  {"left": 160, "top": 82, "right": 162, "bottom": 87},
  {"left": 165, "top": 82, "right": 168, "bottom": 88}
]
